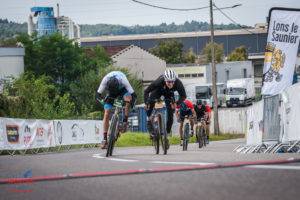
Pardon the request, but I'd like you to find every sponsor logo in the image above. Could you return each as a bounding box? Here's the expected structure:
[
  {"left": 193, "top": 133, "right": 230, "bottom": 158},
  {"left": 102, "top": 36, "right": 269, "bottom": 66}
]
[
  {"left": 71, "top": 123, "right": 84, "bottom": 141},
  {"left": 6, "top": 125, "right": 19, "bottom": 144},
  {"left": 263, "top": 42, "right": 286, "bottom": 83},
  {"left": 23, "top": 125, "right": 31, "bottom": 146}
]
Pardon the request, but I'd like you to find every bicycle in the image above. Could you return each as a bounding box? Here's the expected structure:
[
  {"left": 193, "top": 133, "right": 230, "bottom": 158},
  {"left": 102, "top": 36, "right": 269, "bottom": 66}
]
[
  {"left": 195, "top": 117, "right": 207, "bottom": 148},
  {"left": 148, "top": 100, "right": 168, "bottom": 155},
  {"left": 182, "top": 115, "right": 192, "bottom": 151},
  {"left": 100, "top": 97, "right": 125, "bottom": 157}
]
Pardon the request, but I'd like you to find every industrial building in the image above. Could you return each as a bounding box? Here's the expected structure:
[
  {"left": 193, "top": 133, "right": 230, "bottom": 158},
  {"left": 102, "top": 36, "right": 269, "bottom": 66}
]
[
  {"left": 80, "top": 28, "right": 268, "bottom": 56},
  {"left": 28, "top": 5, "right": 80, "bottom": 43},
  {"left": 0, "top": 47, "right": 25, "bottom": 93}
]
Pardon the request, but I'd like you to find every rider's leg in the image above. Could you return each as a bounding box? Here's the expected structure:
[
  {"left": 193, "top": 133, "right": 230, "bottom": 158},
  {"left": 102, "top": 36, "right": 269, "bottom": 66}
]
[
  {"left": 188, "top": 111, "right": 194, "bottom": 136},
  {"left": 101, "top": 103, "right": 112, "bottom": 149},
  {"left": 179, "top": 121, "right": 183, "bottom": 140},
  {"left": 165, "top": 100, "right": 175, "bottom": 135},
  {"left": 121, "top": 93, "right": 132, "bottom": 132},
  {"left": 123, "top": 93, "right": 132, "bottom": 120},
  {"left": 206, "top": 122, "right": 210, "bottom": 142}
]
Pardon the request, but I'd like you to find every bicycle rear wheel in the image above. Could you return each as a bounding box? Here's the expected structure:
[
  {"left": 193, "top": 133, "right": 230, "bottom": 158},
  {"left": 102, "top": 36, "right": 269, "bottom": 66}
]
[
  {"left": 106, "top": 115, "right": 118, "bottom": 157},
  {"left": 183, "top": 122, "right": 189, "bottom": 151}
]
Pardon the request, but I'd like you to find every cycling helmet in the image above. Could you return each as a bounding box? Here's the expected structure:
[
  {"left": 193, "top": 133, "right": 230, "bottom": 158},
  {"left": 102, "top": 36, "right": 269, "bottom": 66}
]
[
  {"left": 196, "top": 99, "right": 203, "bottom": 105},
  {"left": 107, "top": 76, "right": 119, "bottom": 94},
  {"left": 164, "top": 69, "right": 177, "bottom": 81}
]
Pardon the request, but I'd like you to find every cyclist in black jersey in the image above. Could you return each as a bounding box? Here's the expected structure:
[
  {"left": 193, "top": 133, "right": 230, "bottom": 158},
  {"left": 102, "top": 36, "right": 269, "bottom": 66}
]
[{"left": 144, "top": 69, "right": 187, "bottom": 137}]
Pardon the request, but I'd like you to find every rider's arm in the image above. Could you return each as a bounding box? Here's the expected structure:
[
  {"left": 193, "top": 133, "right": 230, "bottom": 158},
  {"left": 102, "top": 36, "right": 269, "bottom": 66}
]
[
  {"left": 205, "top": 106, "right": 212, "bottom": 121},
  {"left": 192, "top": 108, "right": 197, "bottom": 119},
  {"left": 175, "top": 79, "right": 187, "bottom": 105},
  {"left": 144, "top": 76, "right": 164, "bottom": 103}
]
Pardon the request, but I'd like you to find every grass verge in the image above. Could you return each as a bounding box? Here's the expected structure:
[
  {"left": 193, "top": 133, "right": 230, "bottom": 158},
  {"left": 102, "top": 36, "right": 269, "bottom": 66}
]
[{"left": 116, "top": 132, "right": 244, "bottom": 147}]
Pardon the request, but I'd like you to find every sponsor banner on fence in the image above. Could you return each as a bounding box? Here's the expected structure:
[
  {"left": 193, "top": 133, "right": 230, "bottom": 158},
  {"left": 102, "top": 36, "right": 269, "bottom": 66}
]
[
  {"left": 53, "top": 120, "right": 103, "bottom": 146},
  {"left": 280, "top": 82, "right": 300, "bottom": 142},
  {"left": 246, "top": 101, "right": 264, "bottom": 145},
  {"left": 262, "top": 8, "right": 300, "bottom": 96},
  {"left": 0, "top": 118, "right": 55, "bottom": 150}
]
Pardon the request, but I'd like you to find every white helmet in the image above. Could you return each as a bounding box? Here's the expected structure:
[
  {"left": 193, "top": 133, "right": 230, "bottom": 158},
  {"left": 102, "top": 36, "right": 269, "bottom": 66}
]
[{"left": 164, "top": 69, "right": 177, "bottom": 81}]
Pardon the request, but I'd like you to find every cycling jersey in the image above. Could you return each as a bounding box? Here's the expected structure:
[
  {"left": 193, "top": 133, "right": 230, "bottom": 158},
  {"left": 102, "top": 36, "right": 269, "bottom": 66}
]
[
  {"left": 144, "top": 75, "right": 186, "bottom": 105},
  {"left": 179, "top": 99, "right": 194, "bottom": 111},
  {"left": 194, "top": 104, "right": 210, "bottom": 120},
  {"left": 178, "top": 99, "right": 194, "bottom": 122},
  {"left": 97, "top": 71, "right": 134, "bottom": 95}
]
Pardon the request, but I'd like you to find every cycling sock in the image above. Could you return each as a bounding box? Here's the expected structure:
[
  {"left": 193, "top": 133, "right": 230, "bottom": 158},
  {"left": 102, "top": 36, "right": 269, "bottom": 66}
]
[{"left": 103, "top": 132, "right": 108, "bottom": 140}]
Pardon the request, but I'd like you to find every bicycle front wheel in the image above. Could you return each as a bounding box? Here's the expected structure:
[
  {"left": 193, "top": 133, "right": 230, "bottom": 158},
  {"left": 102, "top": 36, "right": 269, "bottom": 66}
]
[
  {"left": 158, "top": 114, "right": 167, "bottom": 155},
  {"left": 106, "top": 115, "right": 119, "bottom": 157},
  {"left": 183, "top": 122, "right": 189, "bottom": 151},
  {"left": 153, "top": 120, "right": 160, "bottom": 154},
  {"left": 196, "top": 125, "right": 204, "bottom": 148}
]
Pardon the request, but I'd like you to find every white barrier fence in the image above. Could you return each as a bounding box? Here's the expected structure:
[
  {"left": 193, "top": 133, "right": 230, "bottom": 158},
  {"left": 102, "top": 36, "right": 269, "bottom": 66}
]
[
  {"left": 0, "top": 118, "right": 103, "bottom": 152},
  {"left": 236, "top": 82, "right": 300, "bottom": 153}
]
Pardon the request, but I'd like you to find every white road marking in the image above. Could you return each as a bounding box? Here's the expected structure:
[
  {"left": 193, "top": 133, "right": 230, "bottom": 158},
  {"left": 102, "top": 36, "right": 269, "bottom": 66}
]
[
  {"left": 92, "top": 154, "right": 214, "bottom": 165},
  {"left": 150, "top": 161, "right": 215, "bottom": 165},
  {"left": 247, "top": 165, "right": 300, "bottom": 170},
  {"left": 107, "top": 158, "right": 139, "bottom": 162},
  {"left": 92, "top": 154, "right": 138, "bottom": 162}
]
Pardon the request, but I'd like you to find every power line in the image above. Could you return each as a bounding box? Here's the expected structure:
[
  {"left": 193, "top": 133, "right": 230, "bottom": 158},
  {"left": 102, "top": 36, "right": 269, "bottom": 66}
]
[
  {"left": 132, "top": 0, "right": 210, "bottom": 11},
  {"left": 213, "top": 4, "right": 255, "bottom": 34}
]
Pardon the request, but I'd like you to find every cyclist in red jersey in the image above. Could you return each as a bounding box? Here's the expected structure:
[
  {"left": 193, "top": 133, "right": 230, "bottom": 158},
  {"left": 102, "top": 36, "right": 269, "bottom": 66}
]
[{"left": 176, "top": 99, "right": 196, "bottom": 146}]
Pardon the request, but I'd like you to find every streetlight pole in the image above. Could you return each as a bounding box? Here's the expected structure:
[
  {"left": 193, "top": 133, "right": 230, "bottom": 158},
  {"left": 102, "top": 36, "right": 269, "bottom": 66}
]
[{"left": 209, "top": 0, "right": 220, "bottom": 135}]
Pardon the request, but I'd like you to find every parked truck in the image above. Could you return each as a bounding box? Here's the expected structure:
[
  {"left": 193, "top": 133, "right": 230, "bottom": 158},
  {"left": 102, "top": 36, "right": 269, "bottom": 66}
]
[
  {"left": 195, "top": 83, "right": 226, "bottom": 107},
  {"left": 225, "top": 78, "right": 255, "bottom": 107}
]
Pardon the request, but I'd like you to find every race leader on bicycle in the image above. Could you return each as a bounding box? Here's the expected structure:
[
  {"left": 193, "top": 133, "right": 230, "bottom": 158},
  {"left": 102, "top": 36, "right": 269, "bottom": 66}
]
[
  {"left": 144, "top": 69, "right": 187, "bottom": 137},
  {"left": 194, "top": 99, "right": 211, "bottom": 143},
  {"left": 96, "top": 71, "right": 137, "bottom": 149},
  {"left": 176, "top": 99, "right": 196, "bottom": 146}
]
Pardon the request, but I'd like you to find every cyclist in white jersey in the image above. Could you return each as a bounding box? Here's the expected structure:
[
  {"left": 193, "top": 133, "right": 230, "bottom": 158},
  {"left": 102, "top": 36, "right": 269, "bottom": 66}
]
[{"left": 96, "top": 71, "right": 137, "bottom": 149}]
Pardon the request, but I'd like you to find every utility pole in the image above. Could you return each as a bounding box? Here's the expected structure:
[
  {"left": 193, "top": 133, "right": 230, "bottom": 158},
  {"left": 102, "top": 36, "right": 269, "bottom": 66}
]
[{"left": 209, "top": 0, "right": 220, "bottom": 135}]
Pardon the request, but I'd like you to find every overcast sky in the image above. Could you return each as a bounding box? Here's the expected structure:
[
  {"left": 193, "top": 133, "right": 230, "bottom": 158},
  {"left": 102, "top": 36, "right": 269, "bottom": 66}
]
[{"left": 1, "top": 0, "right": 300, "bottom": 26}]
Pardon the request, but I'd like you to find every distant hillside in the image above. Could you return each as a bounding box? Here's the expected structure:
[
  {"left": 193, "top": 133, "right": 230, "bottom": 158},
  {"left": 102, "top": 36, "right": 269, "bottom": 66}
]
[
  {"left": 80, "top": 21, "right": 249, "bottom": 37},
  {"left": 0, "top": 18, "right": 251, "bottom": 39},
  {"left": 0, "top": 19, "right": 27, "bottom": 39}
]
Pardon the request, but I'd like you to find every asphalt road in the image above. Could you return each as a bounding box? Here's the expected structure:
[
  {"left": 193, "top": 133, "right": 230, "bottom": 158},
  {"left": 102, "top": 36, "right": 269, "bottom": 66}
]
[{"left": 1, "top": 139, "right": 300, "bottom": 200}]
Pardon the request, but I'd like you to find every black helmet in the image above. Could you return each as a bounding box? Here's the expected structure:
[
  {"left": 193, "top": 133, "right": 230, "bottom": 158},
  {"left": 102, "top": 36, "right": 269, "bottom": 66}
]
[
  {"left": 196, "top": 99, "right": 202, "bottom": 105},
  {"left": 107, "top": 77, "right": 119, "bottom": 93}
]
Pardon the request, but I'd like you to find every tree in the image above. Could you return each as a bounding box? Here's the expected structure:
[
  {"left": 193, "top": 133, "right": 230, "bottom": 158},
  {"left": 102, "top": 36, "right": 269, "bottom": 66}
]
[
  {"left": 202, "top": 42, "right": 224, "bottom": 63},
  {"left": 227, "top": 46, "right": 248, "bottom": 61},
  {"left": 17, "top": 33, "right": 84, "bottom": 94},
  {"left": 4, "top": 73, "right": 75, "bottom": 119},
  {"left": 149, "top": 40, "right": 184, "bottom": 64},
  {"left": 183, "top": 48, "right": 196, "bottom": 63}
]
